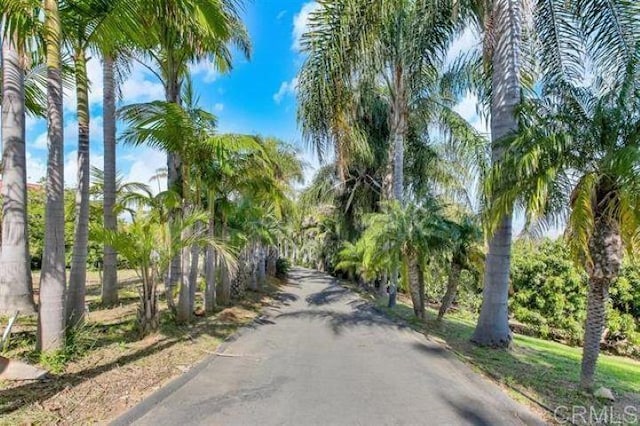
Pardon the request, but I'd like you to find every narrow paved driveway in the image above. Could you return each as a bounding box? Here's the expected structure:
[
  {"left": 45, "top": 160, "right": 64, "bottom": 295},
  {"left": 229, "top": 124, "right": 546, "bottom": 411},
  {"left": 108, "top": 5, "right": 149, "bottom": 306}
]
[{"left": 115, "top": 268, "right": 543, "bottom": 426}]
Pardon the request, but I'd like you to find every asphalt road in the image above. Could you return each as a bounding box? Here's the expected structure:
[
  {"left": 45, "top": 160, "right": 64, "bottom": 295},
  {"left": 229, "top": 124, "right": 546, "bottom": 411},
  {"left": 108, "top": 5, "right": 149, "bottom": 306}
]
[{"left": 114, "top": 267, "right": 544, "bottom": 426}]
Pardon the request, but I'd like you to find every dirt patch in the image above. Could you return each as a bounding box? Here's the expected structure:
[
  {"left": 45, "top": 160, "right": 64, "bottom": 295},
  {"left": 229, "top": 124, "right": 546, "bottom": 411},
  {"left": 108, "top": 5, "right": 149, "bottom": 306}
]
[{"left": 0, "top": 277, "right": 284, "bottom": 425}]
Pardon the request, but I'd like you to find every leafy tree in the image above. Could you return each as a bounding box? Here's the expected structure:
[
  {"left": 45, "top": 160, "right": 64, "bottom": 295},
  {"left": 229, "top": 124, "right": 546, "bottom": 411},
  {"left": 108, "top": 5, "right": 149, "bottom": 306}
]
[{"left": 488, "top": 52, "right": 640, "bottom": 390}]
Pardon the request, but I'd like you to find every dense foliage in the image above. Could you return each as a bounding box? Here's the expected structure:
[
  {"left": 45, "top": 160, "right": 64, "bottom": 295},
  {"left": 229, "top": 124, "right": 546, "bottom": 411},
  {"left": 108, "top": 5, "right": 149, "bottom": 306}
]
[{"left": 510, "top": 239, "right": 640, "bottom": 356}]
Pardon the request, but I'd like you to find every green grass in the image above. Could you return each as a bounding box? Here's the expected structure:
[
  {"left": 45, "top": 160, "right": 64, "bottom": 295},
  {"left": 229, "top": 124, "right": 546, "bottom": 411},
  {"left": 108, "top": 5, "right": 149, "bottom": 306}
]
[{"left": 375, "top": 298, "right": 640, "bottom": 420}]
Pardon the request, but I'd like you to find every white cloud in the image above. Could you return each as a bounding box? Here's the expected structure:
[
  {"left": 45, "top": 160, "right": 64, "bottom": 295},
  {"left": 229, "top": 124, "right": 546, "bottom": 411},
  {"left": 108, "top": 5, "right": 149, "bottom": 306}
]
[
  {"left": 120, "top": 62, "right": 165, "bottom": 104},
  {"left": 273, "top": 77, "right": 299, "bottom": 104},
  {"left": 454, "top": 93, "right": 489, "bottom": 135},
  {"left": 277, "top": 10, "right": 287, "bottom": 20},
  {"left": 32, "top": 131, "right": 48, "bottom": 150},
  {"left": 214, "top": 103, "right": 224, "bottom": 112},
  {"left": 292, "top": 2, "right": 319, "bottom": 51},
  {"left": 26, "top": 151, "right": 47, "bottom": 183},
  {"left": 123, "top": 148, "right": 167, "bottom": 194},
  {"left": 445, "top": 27, "right": 480, "bottom": 66},
  {"left": 190, "top": 60, "right": 219, "bottom": 83}
]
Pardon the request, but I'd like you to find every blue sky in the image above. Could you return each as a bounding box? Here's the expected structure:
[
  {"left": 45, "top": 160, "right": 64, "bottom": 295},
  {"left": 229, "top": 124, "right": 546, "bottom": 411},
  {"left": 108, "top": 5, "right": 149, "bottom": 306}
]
[
  {"left": 23, "top": 1, "right": 485, "bottom": 192},
  {"left": 23, "top": 0, "right": 329, "bottom": 189}
]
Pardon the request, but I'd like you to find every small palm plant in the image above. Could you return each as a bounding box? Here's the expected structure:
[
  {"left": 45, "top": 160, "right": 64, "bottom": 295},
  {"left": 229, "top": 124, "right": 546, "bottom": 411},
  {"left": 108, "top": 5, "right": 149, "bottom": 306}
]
[
  {"left": 359, "top": 200, "right": 450, "bottom": 319},
  {"left": 487, "top": 53, "right": 640, "bottom": 390},
  {"left": 98, "top": 191, "right": 235, "bottom": 336},
  {"left": 437, "top": 215, "right": 484, "bottom": 321}
]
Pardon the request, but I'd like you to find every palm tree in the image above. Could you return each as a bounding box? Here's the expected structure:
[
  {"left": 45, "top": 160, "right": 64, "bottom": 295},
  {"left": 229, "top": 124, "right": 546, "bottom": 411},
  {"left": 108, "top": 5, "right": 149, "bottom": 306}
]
[
  {"left": 487, "top": 53, "right": 640, "bottom": 390},
  {"left": 438, "top": 215, "right": 484, "bottom": 320},
  {"left": 100, "top": 190, "right": 234, "bottom": 336},
  {"left": 125, "top": 0, "right": 251, "bottom": 301},
  {"left": 0, "top": 2, "right": 39, "bottom": 314},
  {"left": 101, "top": 52, "right": 118, "bottom": 306},
  {"left": 62, "top": 0, "right": 137, "bottom": 325},
  {"left": 38, "top": 0, "right": 66, "bottom": 352},
  {"left": 467, "top": 0, "right": 640, "bottom": 349},
  {"left": 357, "top": 200, "right": 450, "bottom": 319},
  {"left": 299, "top": 0, "right": 470, "bottom": 307}
]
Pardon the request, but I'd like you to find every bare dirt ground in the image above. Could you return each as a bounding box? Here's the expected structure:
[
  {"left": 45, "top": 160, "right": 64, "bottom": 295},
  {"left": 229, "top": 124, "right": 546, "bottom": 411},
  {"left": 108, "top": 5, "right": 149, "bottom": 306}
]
[{"left": 0, "top": 271, "right": 284, "bottom": 425}]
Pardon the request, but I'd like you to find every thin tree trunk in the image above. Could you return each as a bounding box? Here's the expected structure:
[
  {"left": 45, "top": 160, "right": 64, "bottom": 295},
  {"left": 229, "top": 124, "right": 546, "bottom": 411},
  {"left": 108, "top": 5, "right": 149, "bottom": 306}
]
[
  {"left": 0, "top": 36, "right": 36, "bottom": 314},
  {"left": 385, "top": 68, "right": 407, "bottom": 309},
  {"left": 176, "top": 216, "right": 191, "bottom": 324},
  {"left": 204, "top": 194, "right": 216, "bottom": 313},
  {"left": 580, "top": 195, "right": 622, "bottom": 391},
  {"left": 406, "top": 253, "right": 424, "bottom": 320},
  {"left": 166, "top": 77, "right": 182, "bottom": 312},
  {"left": 257, "top": 246, "right": 266, "bottom": 289},
  {"left": 438, "top": 261, "right": 461, "bottom": 321},
  {"left": 188, "top": 229, "right": 200, "bottom": 314},
  {"left": 219, "top": 221, "right": 231, "bottom": 305},
  {"left": 101, "top": 54, "right": 118, "bottom": 306},
  {"left": 38, "top": 0, "right": 66, "bottom": 352},
  {"left": 471, "top": 0, "right": 521, "bottom": 348},
  {"left": 67, "top": 48, "right": 91, "bottom": 326}
]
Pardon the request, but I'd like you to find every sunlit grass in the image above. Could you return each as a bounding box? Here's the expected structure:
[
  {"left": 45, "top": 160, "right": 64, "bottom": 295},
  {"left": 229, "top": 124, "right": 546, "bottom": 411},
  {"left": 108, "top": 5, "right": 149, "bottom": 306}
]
[{"left": 376, "top": 297, "right": 640, "bottom": 417}]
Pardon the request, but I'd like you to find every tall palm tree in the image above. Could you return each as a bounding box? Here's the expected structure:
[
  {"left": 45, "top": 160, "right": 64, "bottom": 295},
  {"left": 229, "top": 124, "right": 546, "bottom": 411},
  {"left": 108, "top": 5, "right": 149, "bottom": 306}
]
[
  {"left": 101, "top": 52, "right": 118, "bottom": 306},
  {"left": 38, "top": 0, "right": 66, "bottom": 352},
  {"left": 126, "top": 0, "right": 251, "bottom": 301},
  {"left": 0, "top": 2, "right": 39, "bottom": 314},
  {"left": 62, "top": 0, "right": 137, "bottom": 324},
  {"left": 119, "top": 81, "right": 220, "bottom": 322},
  {"left": 468, "top": 0, "right": 640, "bottom": 348},
  {"left": 467, "top": 0, "right": 522, "bottom": 347},
  {"left": 299, "top": 0, "right": 468, "bottom": 307},
  {"left": 487, "top": 54, "right": 640, "bottom": 390}
]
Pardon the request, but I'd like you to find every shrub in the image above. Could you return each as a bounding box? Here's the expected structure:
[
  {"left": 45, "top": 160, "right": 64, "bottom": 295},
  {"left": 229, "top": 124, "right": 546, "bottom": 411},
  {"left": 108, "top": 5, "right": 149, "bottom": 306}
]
[{"left": 276, "top": 257, "right": 290, "bottom": 279}]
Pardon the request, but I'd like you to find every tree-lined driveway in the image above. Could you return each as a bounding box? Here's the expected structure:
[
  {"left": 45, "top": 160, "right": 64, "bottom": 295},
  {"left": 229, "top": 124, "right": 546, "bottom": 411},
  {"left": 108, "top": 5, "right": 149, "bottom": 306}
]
[{"left": 114, "top": 268, "right": 543, "bottom": 426}]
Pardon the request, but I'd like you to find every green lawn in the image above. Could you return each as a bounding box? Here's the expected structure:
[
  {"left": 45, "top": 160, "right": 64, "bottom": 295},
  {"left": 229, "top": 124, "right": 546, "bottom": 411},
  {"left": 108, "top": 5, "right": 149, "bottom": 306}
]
[{"left": 375, "top": 298, "right": 640, "bottom": 422}]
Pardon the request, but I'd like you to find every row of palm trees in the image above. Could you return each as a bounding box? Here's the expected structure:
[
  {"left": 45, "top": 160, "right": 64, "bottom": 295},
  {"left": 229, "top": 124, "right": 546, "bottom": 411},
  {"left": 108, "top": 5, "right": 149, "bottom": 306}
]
[
  {"left": 295, "top": 0, "right": 639, "bottom": 392},
  {"left": 0, "top": 0, "right": 303, "bottom": 351}
]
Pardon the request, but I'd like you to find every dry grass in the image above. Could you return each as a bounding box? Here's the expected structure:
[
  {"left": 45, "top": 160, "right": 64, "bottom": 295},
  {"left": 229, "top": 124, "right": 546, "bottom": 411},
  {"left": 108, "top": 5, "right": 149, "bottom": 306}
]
[{"left": 0, "top": 273, "right": 285, "bottom": 425}]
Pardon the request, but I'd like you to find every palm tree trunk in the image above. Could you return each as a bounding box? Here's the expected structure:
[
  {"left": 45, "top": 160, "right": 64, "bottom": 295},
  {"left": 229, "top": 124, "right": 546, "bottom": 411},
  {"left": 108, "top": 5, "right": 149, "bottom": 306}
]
[
  {"left": 165, "top": 77, "right": 182, "bottom": 312},
  {"left": 188, "top": 229, "right": 200, "bottom": 314},
  {"left": 580, "top": 195, "right": 622, "bottom": 391},
  {"left": 218, "top": 221, "right": 231, "bottom": 305},
  {"left": 38, "top": 0, "right": 66, "bottom": 352},
  {"left": 176, "top": 217, "right": 192, "bottom": 324},
  {"left": 406, "top": 253, "right": 425, "bottom": 320},
  {"left": 101, "top": 53, "right": 118, "bottom": 307},
  {"left": 438, "top": 261, "right": 461, "bottom": 321},
  {"left": 257, "top": 246, "right": 266, "bottom": 289},
  {"left": 67, "top": 48, "right": 91, "bottom": 326},
  {"left": 385, "top": 68, "right": 407, "bottom": 309},
  {"left": 471, "top": 0, "right": 521, "bottom": 348},
  {"left": 204, "top": 194, "right": 216, "bottom": 314},
  {"left": 0, "top": 36, "right": 36, "bottom": 314}
]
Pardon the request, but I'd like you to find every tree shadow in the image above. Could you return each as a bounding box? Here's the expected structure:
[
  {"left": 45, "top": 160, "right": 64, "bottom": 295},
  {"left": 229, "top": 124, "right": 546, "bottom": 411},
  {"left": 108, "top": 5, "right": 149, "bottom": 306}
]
[
  {"left": 275, "top": 300, "right": 406, "bottom": 335},
  {"left": 0, "top": 339, "right": 178, "bottom": 415},
  {"left": 305, "top": 285, "right": 350, "bottom": 306}
]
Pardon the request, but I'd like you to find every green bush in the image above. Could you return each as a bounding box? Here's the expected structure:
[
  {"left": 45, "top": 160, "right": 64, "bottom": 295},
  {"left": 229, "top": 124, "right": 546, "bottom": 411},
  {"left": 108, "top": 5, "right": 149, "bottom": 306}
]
[
  {"left": 276, "top": 257, "right": 290, "bottom": 279},
  {"left": 510, "top": 238, "right": 640, "bottom": 354}
]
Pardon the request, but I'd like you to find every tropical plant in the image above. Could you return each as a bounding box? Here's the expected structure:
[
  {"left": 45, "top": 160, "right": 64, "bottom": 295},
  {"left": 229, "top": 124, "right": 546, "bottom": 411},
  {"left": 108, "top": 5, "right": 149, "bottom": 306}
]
[
  {"left": 38, "top": 0, "right": 66, "bottom": 352},
  {"left": 99, "top": 191, "right": 235, "bottom": 335},
  {"left": 487, "top": 50, "right": 640, "bottom": 390},
  {"left": 299, "top": 0, "right": 479, "bottom": 307},
  {"left": 0, "top": 0, "right": 40, "bottom": 314},
  {"left": 437, "top": 215, "right": 484, "bottom": 320},
  {"left": 355, "top": 200, "right": 450, "bottom": 319}
]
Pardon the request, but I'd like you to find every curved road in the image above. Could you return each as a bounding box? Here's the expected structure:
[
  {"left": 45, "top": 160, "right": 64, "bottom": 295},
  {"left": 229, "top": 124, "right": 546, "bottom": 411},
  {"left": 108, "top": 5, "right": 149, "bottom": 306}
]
[{"left": 115, "top": 268, "right": 543, "bottom": 426}]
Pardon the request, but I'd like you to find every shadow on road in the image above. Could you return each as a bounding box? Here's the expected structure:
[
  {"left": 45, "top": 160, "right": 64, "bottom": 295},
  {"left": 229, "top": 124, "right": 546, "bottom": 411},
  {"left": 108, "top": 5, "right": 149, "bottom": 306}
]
[{"left": 275, "top": 300, "right": 406, "bottom": 335}]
